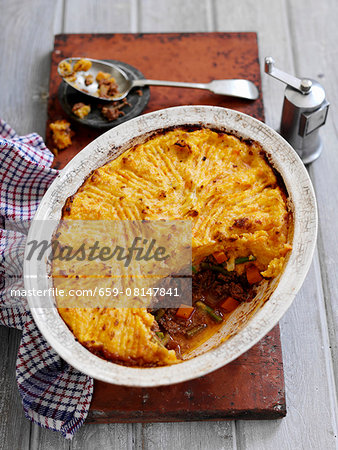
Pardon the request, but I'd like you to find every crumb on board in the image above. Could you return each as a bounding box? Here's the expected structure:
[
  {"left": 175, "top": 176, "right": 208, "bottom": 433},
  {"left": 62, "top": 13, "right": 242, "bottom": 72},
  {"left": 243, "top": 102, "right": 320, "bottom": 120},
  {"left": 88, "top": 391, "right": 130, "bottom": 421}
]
[
  {"left": 136, "top": 89, "right": 143, "bottom": 97},
  {"left": 100, "top": 98, "right": 130, "bottom": 121},
  {"left": 73, "top": 58, "right": 92, "bottom": 72},
  {"left": 49, "top": 119, "right": 73, "bottom": 150},
  {"left": 72, "top": 102, "right": 91, "bottom": 119}
]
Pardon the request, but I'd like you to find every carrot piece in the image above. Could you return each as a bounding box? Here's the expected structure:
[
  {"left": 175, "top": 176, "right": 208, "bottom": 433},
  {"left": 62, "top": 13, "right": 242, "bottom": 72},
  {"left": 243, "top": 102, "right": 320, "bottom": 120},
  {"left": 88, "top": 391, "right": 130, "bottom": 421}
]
[
  {"left": 213, "top": 251, "right": 228, "bottom": 264},
  {"left": 176, "top": 304, "right": 194, "bottom": 319},
  {"left": 220, "top": 296, "right": 240, "bottom": 312},
  {"left": 246, "top": 265, "right": 263, "bottom": 285}
]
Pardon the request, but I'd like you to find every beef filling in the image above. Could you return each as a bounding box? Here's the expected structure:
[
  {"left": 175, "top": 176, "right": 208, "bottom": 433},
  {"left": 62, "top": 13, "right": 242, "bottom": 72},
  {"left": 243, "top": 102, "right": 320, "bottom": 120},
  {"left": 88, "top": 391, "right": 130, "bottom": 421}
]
[{"left": 151, "top": 256, "right": 259, "bottom": 357}]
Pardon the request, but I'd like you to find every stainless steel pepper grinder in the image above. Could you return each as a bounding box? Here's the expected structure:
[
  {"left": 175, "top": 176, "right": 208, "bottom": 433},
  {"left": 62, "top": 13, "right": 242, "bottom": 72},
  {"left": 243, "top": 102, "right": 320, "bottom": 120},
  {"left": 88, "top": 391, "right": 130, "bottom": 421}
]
[{"left": 265, "top": 56, "right": 329, "bottom": 164}]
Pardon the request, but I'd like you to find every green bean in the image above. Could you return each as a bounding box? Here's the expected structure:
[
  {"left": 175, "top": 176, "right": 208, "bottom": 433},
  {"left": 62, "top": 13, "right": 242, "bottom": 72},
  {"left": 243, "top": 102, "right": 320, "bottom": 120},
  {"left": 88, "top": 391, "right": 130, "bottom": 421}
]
[
  {"left": 155, "top": 331, "right": 170, "bottom": 346},
  {"left": 161, "top": 333, "right": 170, "bottom": 346},
  {"left": 235, "top": 255, "right": 256, "bottom": 265},
  {"left": 195, "top": 301, "right": 223, "bottom": 323},
  {"left": 186, "top": 324, "right": 207, "bottom": 338}
]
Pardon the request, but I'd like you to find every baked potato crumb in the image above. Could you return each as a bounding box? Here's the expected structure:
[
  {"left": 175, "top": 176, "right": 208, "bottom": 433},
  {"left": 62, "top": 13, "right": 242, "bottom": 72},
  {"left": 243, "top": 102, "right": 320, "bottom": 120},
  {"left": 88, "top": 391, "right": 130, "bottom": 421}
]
[
  {"left": 58, "top": 61, "right": 73, "bottom": 77},
  {"left": 49, "top": 119, "right": 72, "bottom": 150},
  {"left": 100, "top": 98, "right": 129, "bottom": 121},
  {"left": 72, "top": 102, "right": 91, "bottom": 119},
  {"left": 96, "top": 71, "right": 113, "bottom": 82},
  {"left": 73, "top": 58, "right": 92, "bottom": 72},
  {"left": 98, "top": 78, "right": 119, "bottom": 98}
]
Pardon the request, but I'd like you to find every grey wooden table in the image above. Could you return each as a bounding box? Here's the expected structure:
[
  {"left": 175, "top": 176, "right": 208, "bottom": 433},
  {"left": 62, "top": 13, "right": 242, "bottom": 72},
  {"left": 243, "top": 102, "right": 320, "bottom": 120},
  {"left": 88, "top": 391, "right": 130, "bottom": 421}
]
[{"left": 0, "top": 1, "right": 337, "bottom": 449}]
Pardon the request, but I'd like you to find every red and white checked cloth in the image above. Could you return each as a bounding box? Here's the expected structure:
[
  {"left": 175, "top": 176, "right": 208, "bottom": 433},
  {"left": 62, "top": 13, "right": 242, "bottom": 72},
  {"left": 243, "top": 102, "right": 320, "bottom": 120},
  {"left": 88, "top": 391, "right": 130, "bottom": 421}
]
[{"left": 0, "top": 119, "right": 93, "bottom": 438}]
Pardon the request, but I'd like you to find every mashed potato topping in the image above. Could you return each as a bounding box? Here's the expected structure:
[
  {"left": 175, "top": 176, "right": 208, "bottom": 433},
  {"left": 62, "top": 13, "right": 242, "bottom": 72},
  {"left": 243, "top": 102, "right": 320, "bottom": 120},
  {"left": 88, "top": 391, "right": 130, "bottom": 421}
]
[{"left": 53, "top": 127, "right": 292, "bottom": 366}]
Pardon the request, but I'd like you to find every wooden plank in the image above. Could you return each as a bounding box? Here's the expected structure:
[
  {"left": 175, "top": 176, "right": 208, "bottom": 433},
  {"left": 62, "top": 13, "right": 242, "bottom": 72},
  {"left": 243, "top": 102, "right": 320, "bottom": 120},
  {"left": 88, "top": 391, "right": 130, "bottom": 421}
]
[
  {"left": 0, "top": 1, "right": 61, "bottom": 449},
  {"left": 67, "top": 423, "right": 136, "bottom": 450},
  {"left": 0, "top": 0, "right": 57, "bottom": 137},
  {"left": 235, "top": 260, "right": 338, "bottom": 450},
  {"left": 142, "top": 421, "right": 234, "bottom": 450},
  {"left": 139, "top": 0, "right": 210, "bottom": 32},
  {"left": 214, "top": 0, "right": 294, "bottom": 130},
  {"left": 214, "top": 0, "right": 338, "bottom": 448},
  {"left": 63, "top": 0, "right": 133, "bottom": 33},
  {"left": 29, "top": 423, "right": 70, "bottom": 450},
  {"left": 286, "top": 0, "right": 338, "bottom": 392},
  {"left": 53, "top": 0, "right": 65, "bottom": 36},
  {"left": 0, "top": 327, "right": 31, "bottom": 450}
]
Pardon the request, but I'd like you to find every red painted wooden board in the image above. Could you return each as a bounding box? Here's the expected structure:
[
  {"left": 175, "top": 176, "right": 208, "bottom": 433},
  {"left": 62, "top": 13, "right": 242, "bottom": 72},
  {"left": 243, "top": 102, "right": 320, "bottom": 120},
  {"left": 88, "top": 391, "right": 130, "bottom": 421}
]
[
  {"left": 87, "top": 326, "right": 285, "bottom": 423},
  {"left": 47, "top": 33, "right": 286, "bottom": 422}
]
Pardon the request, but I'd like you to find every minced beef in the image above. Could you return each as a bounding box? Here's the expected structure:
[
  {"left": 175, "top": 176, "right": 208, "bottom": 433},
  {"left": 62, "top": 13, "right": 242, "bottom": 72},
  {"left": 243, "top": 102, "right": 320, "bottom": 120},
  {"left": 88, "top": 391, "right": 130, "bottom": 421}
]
[{"left": 151, "top": 256, "right": 258, "bottom": 356}]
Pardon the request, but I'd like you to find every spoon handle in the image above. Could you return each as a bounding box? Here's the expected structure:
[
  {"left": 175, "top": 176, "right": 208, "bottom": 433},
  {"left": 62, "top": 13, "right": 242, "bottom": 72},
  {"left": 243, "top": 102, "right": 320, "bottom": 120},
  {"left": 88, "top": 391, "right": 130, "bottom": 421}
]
[
  {"left": 131, "top": 79, "right": 206, "bottom": 90},
  {"left": 131, "top": 79, "right": 259, "bottom": 100}
]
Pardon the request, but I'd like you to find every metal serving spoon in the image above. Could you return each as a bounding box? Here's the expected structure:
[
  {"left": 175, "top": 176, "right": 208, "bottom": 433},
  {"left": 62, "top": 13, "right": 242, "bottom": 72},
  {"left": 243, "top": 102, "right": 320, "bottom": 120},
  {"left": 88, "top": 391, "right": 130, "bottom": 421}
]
[{"left": 58, "top": 57, "right": 259, "bottom": 101}]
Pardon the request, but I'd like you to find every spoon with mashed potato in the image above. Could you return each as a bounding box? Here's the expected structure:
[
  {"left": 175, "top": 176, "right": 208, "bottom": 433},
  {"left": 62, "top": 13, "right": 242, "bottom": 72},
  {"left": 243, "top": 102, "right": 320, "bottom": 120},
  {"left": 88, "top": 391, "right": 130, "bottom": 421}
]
[{"left": 58, "top": 57, "right": 259, "bottom": 101}]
